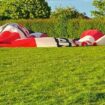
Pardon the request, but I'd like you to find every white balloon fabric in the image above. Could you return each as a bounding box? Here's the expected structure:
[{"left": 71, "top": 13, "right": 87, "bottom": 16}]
[
  {"left": 29, "top": 32, "right": 48, "bottom": 38},
  {"left": 96, "top": 35, "right": 105, "bottom": 45}
]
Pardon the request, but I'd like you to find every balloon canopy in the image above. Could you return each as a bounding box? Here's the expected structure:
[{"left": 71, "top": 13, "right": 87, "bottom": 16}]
[{"left": 80, "top": 29, "right": 104, "bottom": 41}]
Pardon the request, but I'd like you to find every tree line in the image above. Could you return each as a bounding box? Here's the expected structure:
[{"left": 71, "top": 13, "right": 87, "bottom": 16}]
[{"left": 0, "top": 0, "right": 104, "bottom": 20}]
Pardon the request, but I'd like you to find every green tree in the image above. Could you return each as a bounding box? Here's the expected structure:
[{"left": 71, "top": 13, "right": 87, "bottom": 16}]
[
  {"left": 91, "top": 0, "right": 105, "bottom": 17},
  {"left": 0, "top": 0, "right": 51, "bottom": 20},
  {"left": 51, "top": 7, "right": 87, "bottom": 19}
]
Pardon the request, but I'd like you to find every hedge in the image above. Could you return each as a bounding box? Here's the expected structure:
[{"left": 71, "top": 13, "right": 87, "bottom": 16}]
[{"left": 0, "top": 18, "right": 105, "bottom": 38}]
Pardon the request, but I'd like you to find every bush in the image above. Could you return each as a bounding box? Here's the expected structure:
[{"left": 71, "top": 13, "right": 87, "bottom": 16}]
[
  {"left": 0, "top": 18, "right": 105, "bottom": 38},
  {"left": 0, "top": 0, "right": 51, "bottom": 20},
  {"left": 51, "top": 7, "right": 87, "bottom": 19}
]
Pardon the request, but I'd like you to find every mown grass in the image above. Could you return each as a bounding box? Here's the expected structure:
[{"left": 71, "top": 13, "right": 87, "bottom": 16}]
[{"left": 0, "top": 47, "right": 105, "bottom": 105}]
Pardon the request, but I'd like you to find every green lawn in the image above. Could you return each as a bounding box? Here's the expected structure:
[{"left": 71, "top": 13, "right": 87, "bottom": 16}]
[{"left": 0, "top": 47, "right": 105, "bottom": 105}]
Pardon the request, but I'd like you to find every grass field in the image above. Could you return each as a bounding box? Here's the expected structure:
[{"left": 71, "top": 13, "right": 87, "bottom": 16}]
[{"left": 0, "top": 47, "right": 105, "bottom": 105}]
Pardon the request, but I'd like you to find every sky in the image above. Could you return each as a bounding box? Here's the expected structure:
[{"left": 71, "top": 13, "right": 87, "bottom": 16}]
[{"left": 46, "top": 0, "right": 95, "bottom": 17}]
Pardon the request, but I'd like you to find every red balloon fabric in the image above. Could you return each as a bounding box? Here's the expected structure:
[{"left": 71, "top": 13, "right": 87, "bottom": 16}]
[{"left": 80, "top": 29, "right": 104, "bottom": 41}]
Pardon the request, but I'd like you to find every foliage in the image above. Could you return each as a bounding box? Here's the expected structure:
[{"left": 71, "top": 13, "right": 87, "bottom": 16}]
[
  {"left": 0, "top": 0, "right": 51, "bottom": 20},
  {"left": 1, "top": 18, "right": 105, "bottom": 38},
  {"left": 51, "top": 7, "right": 87, "bottom": 19},
  {"left": 0, "top": 47, "right": 105, "bottom": 105},
  {"left": 54, "top": 15, "right": 69, "bottom": 37},
  {"left": 91, "top": 0, "right": 105, "bottom": 17}
]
